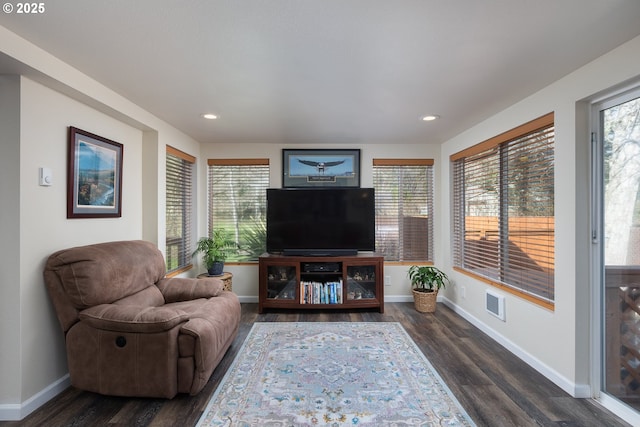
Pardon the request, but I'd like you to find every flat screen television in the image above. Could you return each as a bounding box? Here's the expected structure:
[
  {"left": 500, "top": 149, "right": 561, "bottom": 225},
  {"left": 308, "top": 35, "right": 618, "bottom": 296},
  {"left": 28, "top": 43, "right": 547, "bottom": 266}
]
[{"left": 266, "top": 188, "right": 375, "bottom": 256}]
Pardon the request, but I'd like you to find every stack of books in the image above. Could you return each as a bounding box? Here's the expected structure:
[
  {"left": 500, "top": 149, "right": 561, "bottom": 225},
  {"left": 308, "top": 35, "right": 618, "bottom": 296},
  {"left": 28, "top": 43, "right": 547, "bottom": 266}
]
[{"left": 300, "top": 279, "right": 343, "bottom": 304}]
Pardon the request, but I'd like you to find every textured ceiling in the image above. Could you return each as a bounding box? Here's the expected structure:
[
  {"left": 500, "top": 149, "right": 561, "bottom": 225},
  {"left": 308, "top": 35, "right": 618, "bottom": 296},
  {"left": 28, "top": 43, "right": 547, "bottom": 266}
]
[{"left": 1, "top": 0, "right": 640, "bottom": 144}]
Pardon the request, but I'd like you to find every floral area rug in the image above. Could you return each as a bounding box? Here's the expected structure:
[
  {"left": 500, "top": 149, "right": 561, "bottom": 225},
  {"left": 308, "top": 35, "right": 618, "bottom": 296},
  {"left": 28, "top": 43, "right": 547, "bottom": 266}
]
[{"left": 196, "top": 322, "right": 475, "bottom": 426}]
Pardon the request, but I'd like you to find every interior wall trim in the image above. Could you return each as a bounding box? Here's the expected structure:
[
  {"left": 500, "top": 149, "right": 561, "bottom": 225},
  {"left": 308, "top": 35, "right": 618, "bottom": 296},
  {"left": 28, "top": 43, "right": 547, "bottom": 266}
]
[
  {"left": 440, "top": 296, "right": 590, "bottom": 398},
  {"left": 0, "top": 374, "right": 70, "bottom": 421}
]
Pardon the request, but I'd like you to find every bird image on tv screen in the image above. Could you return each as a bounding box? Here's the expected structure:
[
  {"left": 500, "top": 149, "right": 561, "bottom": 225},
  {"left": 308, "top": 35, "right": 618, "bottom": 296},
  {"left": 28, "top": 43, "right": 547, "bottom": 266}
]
[
  {"left": 297, "top": 158, "right": 345, "bottom": 175},
  {"left": 289, "top": 155, "right": 354, "bottom": 177}
]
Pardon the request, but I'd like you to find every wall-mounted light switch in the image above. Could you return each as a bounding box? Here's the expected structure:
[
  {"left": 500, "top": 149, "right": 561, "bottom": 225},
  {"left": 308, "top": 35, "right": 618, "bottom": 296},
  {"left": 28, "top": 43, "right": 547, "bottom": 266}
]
[{"left": 39, "top": 167, "right": 53, "bottom": 186}]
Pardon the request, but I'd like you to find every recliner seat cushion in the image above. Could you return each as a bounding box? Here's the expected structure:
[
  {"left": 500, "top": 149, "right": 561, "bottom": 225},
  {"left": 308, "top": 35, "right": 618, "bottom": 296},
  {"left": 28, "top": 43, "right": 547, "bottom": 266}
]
[{"left": 79, "top": 305, "right": 189, "bottom": 333}]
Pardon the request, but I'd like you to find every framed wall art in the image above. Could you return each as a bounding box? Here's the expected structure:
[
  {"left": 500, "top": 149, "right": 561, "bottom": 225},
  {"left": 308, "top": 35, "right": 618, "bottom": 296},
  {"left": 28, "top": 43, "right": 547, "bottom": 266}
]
[
  {"left": 67, "top": 126, "right": 123, "bottom": 218},
  {"left": 282, "top": 148, "right": 360, "bottom": 188}
]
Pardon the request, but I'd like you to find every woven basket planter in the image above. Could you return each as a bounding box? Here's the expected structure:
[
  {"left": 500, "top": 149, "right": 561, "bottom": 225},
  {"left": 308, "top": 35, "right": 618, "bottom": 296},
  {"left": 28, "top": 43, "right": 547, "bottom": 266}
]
[{"left": 412, "top": 289, "right": 438, "bottom": 313}]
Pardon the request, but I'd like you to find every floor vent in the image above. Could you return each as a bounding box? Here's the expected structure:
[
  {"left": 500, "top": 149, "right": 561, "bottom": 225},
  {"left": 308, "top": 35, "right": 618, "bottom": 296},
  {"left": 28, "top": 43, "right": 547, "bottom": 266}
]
[{"left": 486, "top": 290, "right": 505, "bottom": 321}]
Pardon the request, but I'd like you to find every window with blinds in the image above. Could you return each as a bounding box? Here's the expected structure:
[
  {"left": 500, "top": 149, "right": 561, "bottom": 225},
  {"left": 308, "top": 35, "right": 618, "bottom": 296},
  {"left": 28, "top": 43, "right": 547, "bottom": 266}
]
[
  {"left": 208, "top": 159, "right": 270, "bottom": 262},
  {"left": 451, "top": 113, "right": 555, "bottom": 308},
  {"left": 166, "top": 146, "right": 195, "bottom": 273},
  {"left": 373, "top": 159, "right": 434, "bottom": 262}
]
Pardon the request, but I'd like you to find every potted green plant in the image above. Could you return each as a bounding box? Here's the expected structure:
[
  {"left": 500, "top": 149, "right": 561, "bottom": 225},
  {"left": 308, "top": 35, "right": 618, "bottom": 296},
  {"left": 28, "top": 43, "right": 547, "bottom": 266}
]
[
  {"left": 192, "top": 229, "right": 236, "bottom": 276},
  {"left": 407, "top": 265, "right": 449, "bottom": 313}
]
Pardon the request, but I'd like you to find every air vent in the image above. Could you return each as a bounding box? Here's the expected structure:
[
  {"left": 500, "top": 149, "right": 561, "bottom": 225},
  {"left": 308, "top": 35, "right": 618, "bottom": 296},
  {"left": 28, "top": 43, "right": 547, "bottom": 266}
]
[{"left": 486, "top": 290, "right": 505, "bottom": 321}]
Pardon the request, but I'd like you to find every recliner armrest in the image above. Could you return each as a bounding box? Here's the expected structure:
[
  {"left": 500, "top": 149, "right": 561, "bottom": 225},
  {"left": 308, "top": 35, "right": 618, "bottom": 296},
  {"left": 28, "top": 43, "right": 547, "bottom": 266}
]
[
  {"left": 156, "top": 277, "right": 224, "bottom": 303},
  {"left": 79, "top": 304, "right": 188, "bottom": 333}
]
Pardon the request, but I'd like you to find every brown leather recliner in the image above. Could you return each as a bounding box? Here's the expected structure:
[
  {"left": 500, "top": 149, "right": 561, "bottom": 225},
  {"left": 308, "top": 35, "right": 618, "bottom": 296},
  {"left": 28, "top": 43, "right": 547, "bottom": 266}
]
[{"left": 43, "top": 240, "right": 241, "bottom": 398}]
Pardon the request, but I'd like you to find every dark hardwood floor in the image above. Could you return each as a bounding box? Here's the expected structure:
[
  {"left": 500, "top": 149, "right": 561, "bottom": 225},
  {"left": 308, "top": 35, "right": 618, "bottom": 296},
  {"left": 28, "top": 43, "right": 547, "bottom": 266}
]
[{"left": 2, "top": 303, "right": 632, "bottom": 427}]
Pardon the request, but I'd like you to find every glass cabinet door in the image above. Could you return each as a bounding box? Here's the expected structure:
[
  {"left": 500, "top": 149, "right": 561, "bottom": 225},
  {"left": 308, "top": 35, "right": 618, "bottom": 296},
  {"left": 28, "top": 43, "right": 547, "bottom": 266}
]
[
  {"left": 346, "top": 265, "right": 377, "bottom": 301},
  {"left": 266, "top": 265, "right": 297, "bottom": 300}
]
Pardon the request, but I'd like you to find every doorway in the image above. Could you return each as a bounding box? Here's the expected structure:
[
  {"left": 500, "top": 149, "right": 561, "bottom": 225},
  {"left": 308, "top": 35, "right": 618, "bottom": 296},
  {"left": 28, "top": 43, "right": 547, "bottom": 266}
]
[{"left": 594, "top": 89, "right": 640, "bottom": 415}]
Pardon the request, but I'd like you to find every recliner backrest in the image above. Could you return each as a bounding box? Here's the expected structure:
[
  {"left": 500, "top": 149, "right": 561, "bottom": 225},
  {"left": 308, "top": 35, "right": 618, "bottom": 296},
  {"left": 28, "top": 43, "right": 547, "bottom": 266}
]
[{"left": 44, "top": 240, "right": 167, "bottom": 332}]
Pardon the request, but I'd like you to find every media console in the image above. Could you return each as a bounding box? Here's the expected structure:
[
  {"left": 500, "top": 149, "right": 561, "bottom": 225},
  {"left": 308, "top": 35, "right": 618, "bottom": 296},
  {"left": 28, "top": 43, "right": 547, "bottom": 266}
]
[{"left": 258, "top": 253, "right": 384, "bottom": 313}]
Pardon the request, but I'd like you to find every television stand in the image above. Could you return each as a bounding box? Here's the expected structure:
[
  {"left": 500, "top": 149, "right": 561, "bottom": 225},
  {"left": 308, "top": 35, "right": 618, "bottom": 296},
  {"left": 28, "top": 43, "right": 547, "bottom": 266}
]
[{"left": 258, "top": 253, "right": 384, "bottom": 313}]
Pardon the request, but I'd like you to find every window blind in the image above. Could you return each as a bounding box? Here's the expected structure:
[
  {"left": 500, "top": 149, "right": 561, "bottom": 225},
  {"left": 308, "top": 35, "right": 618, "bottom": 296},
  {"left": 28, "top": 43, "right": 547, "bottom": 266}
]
[
  {"left": 373, "top": 159, "right": 434, "bottom": 262},
  {"left": 208, "top": 159, "right": 270, "bottom": 262},
  {"left": 166, "top": 146, "right": 195, "bottom": 273},
  {"left": 452, "top": 113, "right": 555, "bottom": 307}
]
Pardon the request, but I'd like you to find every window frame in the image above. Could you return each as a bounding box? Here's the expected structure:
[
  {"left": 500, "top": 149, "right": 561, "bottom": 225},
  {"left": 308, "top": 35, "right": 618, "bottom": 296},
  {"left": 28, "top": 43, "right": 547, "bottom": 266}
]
[
  {"left": 373, "top": 158, "right": 435, "bottom": 264},
  {"left": 451, "top": 113, "right": 555, "bottom": 310},
  {"left": 207, "top": 158, "right": 270, "bottom": 263},
  {"left": 165, "top": 145, "right": 196, "bottom": 276}
]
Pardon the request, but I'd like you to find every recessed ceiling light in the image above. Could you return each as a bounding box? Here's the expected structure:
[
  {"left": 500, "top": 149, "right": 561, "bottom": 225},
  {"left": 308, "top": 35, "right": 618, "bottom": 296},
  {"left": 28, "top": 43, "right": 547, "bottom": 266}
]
[
  {"left": 421, "top": 115, "right": 440, "bottom": 121},
  {"left": 202, "top": 113, "right": 218, "bottom": 120}
]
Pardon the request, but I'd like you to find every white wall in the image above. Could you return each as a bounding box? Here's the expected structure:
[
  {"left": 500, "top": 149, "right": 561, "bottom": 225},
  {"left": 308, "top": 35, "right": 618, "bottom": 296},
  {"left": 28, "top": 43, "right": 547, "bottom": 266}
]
[
  {"left": 0, "top": 25, "right": 201, "bottom": 420},
  {"left": 439, "top": 35, "right": 640, "bottom": 397},
  {"left": 0, "top": 75, "right": 22, "bottom": 406},
  {"left": 198, "top": 142, "right": 443, "bottom": 300},
  {"left": 19, "top": 77, "right": 145, "bottom": 402}
]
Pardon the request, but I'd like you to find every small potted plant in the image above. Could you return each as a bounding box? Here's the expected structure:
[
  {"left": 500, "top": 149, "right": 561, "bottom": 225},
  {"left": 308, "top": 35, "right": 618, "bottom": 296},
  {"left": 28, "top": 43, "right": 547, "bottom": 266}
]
[
  {"left": 407, "top": 265, "right": 449, "bottom": 313},
  {"left": 192, "top": 229, "right": 236, "bottom": 276}
]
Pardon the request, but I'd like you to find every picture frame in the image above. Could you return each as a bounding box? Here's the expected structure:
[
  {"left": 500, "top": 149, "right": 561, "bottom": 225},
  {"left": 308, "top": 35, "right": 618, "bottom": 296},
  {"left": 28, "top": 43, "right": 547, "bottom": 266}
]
[
  {"left": 67, "top": 126, "right": 123, "bottom": 218},
  {"left": 282, "top": 148, "right": 361, "bottom": 188}
]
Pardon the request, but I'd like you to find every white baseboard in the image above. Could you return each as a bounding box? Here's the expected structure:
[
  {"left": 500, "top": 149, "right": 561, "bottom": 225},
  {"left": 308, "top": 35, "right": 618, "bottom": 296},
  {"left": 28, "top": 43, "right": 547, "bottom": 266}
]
[
  {"left": 440, "top": 296, "right": 589, "bottom": 398},
  {"left": 239, "top": 295, "right": 414, "bottom": 304},
  {"left": 0, "top": 374, "right": 70, "bottom": 421},
  {"left": 0, "top": 404, "right": 21, "bottom": 422},
  {"left": 383, "top": 295, "right": 413, "bottom": 303}
]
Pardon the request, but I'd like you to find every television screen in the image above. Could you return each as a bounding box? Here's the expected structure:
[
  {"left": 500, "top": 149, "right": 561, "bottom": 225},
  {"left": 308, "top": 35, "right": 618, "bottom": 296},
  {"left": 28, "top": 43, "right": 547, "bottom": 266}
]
[{"left": 266, "top": 188, "right": 375, "bottom": 256}]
